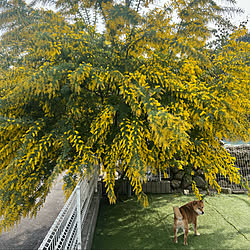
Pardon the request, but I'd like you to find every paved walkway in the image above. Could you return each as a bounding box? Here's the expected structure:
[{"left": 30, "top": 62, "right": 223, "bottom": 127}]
[{"left": 0, "top": 176, "right": 65, "bottom": 250}]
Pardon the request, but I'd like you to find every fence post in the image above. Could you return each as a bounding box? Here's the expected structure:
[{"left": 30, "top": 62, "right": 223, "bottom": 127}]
[
  {"left": 95, "top": 165, "right": 98, "bottom": 193},
  {"left": 128, "top": 181, "right": 131, "bottom": 197},
  {"left": 77, "top": 184, "right": 82, "bottom": 250}
]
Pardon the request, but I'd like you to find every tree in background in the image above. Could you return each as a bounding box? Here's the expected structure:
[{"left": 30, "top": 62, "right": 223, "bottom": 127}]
[{"left": 0, "top": 0, "right": 249, "bottom": 232}]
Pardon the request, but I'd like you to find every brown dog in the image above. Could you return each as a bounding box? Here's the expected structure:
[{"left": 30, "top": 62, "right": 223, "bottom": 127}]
[{"left": 173, "top": 200, "right": 204, "bottom": 245}]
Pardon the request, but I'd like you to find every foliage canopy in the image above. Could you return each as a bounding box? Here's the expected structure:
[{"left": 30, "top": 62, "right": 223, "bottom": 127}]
[{"left": 0, "top": 0, "right": 249, "bottom": 232}]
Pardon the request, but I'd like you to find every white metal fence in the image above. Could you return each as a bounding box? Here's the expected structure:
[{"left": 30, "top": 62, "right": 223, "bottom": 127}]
[
  {"left": 218, "top": 144, "right": 250, "bottom": 191},
  {"left": 38, "top": 168, "right": 98, "bottom": 250}
]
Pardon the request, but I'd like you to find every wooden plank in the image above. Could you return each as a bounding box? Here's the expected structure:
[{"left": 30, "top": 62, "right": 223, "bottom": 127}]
[{"left": 156, "top": 182, "right": 161, "bottom": 193}]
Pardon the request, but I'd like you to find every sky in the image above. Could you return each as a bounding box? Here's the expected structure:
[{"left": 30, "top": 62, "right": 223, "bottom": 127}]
[
  {"left": 53, "top": 0, "right": 250, "bottom": 30},
  {"left": 148, "top": 0, "right": 250, "bottom": 30},
  {"left": 232, "top": 0, "right": 250, "bottom": 29},
  {"left": 237, "top": 0, "right": 250, "bottom": 15},
  {"left": 1, "top": 0, "right": 250, "bottom": 34}
]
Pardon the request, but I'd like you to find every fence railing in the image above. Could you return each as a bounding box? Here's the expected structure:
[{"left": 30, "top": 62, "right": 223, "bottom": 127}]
[{"left": 38, "top": 167, "right": 98, "bottom": 250}]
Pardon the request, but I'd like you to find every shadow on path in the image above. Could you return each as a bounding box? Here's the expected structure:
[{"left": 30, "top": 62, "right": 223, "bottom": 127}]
[{"left": 0, "top": 176, "right": 65, "bottom": 250}]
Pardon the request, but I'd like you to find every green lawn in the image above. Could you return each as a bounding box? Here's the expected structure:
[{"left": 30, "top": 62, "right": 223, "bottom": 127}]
[{"left": 92, "top": 194, "right": 250, "bottom": 250}]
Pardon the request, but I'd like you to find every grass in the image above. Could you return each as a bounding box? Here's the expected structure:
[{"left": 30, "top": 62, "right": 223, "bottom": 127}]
[{"left": 92, "top": 194, "right": 250, "bottom": 250}]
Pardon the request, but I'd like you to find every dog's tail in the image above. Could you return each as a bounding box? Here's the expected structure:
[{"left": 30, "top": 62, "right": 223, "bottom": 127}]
[{"left": 173, "top": 206, "right": 183, "bottom": 220}]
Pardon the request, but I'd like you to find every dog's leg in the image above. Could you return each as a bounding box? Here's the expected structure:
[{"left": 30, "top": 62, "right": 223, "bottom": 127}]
[
  {"left": 184, "top": 223, "right": 189, "bottom": 245},
  {"left": 174, "top": 225, "right": 178, "bottom": 243},
  {"left": 193, "top": 217, "right": 200, "bottom": 236},
  {"left": 184, "top": 228, "right": 188, "bottom": 245}
]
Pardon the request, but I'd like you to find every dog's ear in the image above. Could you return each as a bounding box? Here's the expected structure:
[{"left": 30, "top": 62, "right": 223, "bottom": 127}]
[{"left": 193, "top": 201, "right": 197, "bottom": 205}]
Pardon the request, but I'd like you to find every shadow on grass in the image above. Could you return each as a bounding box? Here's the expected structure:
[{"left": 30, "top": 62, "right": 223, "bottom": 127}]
[{"left": 92, "top": 194, "right": 250, "bottom": 250}]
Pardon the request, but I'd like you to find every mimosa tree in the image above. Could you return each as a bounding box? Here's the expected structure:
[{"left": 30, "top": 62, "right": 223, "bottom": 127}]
[{"left": 0, "top": 0, "right": 249, "bottom": 232}]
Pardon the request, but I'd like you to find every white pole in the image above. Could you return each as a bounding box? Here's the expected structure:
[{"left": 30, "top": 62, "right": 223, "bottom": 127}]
[
  {"left": 77, "top": 184, "right": 82, "bottom": 250},
  {"left": 95, "top": 165, "right": 98, "bottom": 193}
]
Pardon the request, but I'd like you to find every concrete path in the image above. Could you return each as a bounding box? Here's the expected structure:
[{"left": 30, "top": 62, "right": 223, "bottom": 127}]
[{"left": 0, "top": 176, "right": 65, "bottom": 250}]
